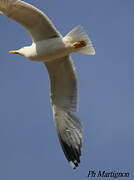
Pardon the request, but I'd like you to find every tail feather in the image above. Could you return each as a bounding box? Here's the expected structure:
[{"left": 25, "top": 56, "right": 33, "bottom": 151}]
[{"left": 64, "top": 26, "right": 95, "bottom": 55}]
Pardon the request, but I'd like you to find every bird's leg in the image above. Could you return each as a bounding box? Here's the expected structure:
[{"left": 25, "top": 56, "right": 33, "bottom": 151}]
[{"left": 72, "top": 41, "right": 87, "bottom": 48}]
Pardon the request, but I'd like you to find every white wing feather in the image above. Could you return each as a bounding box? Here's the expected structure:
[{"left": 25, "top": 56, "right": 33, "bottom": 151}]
[
  {"left": 45, "top": 56, "right": 77, "bottom": 112},
  {"left": 0, "top": 0, "right": 61, "bottom": 42}
]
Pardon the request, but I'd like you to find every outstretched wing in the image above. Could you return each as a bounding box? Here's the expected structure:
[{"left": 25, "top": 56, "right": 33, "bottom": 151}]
[
  {"left": 0, "top": 0, "right": 61, "bottom": 42},
  {"left": 45, "top": 56, "right": 82, "bottom": 168}
]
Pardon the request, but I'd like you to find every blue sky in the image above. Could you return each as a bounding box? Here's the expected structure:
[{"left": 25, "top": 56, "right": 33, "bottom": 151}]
[{"left": 0, "top": 0, "right": 134, "bottom": 179}]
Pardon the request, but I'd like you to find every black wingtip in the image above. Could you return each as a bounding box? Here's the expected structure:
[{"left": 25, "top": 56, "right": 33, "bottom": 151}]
[
  {"left": 58, "top": 135, "right": 81, "bottom": 169},
  {"left": 55, "top": 109, "right": 82, "bottom": 169},
  {"left": 69, "top": 160, "right": 80, "bottom": 169}
]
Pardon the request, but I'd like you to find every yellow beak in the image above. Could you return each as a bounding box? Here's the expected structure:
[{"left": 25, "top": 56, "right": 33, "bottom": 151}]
[{"left": 9, "top": 50, "right": 19, "bottom": 54}]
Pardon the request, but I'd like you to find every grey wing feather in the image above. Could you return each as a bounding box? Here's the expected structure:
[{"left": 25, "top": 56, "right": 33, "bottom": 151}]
[
  {"left": 45, "top": 56, "right": 82, "bottom": 168},
  {"left": 0, "top": 0, "right": 61, "bottom": 41},
  {"left": 45, "top": 56, "right": 77, "bottom": 112}
]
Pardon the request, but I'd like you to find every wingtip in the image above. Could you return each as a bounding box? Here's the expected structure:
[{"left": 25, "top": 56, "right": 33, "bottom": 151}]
[{"left": 69, "top": 160, "right": 80, "bottom": 169}]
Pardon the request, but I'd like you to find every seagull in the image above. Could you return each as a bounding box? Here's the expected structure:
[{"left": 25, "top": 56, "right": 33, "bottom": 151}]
[{"left": 0, "top": 0, "right": 95, "bottom": 169}]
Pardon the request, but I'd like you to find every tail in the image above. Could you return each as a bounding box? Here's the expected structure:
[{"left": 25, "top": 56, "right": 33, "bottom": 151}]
[{"left": 63, "top": 26, "right": 95, "bottom": 55}]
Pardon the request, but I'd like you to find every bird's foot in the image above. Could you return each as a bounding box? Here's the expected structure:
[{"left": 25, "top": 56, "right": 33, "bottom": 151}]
[{"left": 72, "top": 41, "right": 87, "bottom": 48}]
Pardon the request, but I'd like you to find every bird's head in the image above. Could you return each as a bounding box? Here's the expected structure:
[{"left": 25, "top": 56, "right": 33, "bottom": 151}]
[
  {"left": 9, "top": 47, "right": 27, "bottom": 56},
  {"left": 9, "top": 46, "right": 35, "bottom": 58}
]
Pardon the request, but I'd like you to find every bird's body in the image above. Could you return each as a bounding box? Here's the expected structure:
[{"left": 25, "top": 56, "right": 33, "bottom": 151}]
[
  {"left": 0, "top": 0, "right": 95, "bottom": 169},
  {"left": 20, "top": 37, "right": 73, "bottom": 62}
]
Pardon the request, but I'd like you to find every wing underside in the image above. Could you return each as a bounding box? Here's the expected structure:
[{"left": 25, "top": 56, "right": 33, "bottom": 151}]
[
  {"left": 0, "top": 0, "right": 61, "bottom": 41},
  {"left": 45, "top": 56, "right": 82, "bottom": 168}
]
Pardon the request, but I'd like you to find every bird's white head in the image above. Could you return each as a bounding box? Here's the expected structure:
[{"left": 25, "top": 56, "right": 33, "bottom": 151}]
[
  {"left": 9, "top": 45, "right": 37, "bottom": 59},
  {"left": 9, "top": 47, "right": 27, "bottom": 56}
]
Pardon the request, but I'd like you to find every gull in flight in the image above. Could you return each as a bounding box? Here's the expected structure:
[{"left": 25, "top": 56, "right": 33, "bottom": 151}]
[{"left": 0, "top": 0, "right": 95, "bottom": 169}]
